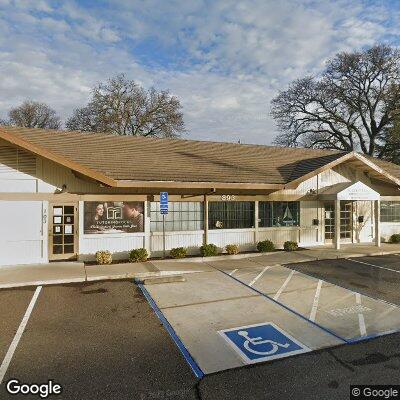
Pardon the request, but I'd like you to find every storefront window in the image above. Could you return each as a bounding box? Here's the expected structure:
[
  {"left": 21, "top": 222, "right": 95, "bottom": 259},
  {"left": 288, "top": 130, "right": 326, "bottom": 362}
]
[
  {"left": 150, "top": 202, "right": 204, "bottom": 232},
  {"left": 380, "top": 201, "right": 400, "bottom": 222},
  {"left": 209, "top": 201, "right": 255, "bottom": 229},
  {"left": 259, "top": 201, "right": 300, "bottom": 227}
]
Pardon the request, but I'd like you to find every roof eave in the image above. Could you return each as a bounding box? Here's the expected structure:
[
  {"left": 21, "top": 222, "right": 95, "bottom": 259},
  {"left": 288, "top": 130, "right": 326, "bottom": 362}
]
[
  {"left": 0, "top": 127, "right": 117, "bottom": 187},
  {"left": 284, "top": 151, "right": 400, "bottom": 189},
  {"left": 114, "top": 180, "right": 284, "bottom": 190},
  {"left": 0, "top": 128, "right": 285, "bottom": 190},
  {"left": 284, "top": 152, "right": 355, "bottom": 189},
  {"left": 354, "top": 153, "right": 400, "bottom": 186}
]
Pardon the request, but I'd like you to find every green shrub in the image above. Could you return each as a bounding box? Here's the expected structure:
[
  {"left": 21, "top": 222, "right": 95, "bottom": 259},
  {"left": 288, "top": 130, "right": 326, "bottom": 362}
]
[
  {"left": 170, "top": 247, "right": 187, "bottom": 259},
  {"left": 129, "top": 248, "right": 149, "bottom": 262},
  {"left": 283, "top": 241, "right": 298, "bottom": 251},
  {"left": 200, "top": 243, "right": 219, "bottom": 257},
  {"left": 225, "top": 244, "right": 239, "bottom": 255},
  {"left": 256, "top": 240, "right": 275, "bottom": 252},
  {"left": 95, "top": 250, "right": 112, "bottom": 265},
  {"left": 390, "top": 234, "right": 400, "bottom": 243}
]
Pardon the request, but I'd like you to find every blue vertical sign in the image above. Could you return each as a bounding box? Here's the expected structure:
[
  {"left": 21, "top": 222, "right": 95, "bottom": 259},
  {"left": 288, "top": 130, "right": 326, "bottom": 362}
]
[{"left": 160, "top": 192, "right": 168, "bottom": 215}]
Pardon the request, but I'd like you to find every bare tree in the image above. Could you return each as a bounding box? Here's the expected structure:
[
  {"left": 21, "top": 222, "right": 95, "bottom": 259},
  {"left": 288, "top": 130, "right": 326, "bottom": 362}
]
[
  {"left": 6, "top": 100, "right": 61, "bottom": 129},
  {"left": 271, "top": 44, "right": 400, "bottom": 157},
  {"left": 380, "top": 113, "right": 400, "bottom": 163},
  {"left": 66, "top": 74, "right": 185, "bottom": 138}
]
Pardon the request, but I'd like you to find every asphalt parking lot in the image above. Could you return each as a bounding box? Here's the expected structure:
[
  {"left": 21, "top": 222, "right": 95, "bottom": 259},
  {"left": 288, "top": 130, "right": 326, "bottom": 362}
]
[
  {"left": 0, "top": 282, "right": 198, "bottom": 400},
  {"left": 287, "top": 254, "right": 400, "bottom": 305},
  {"left": 1, "top": 255, "right": 400, "bottom": 399}
]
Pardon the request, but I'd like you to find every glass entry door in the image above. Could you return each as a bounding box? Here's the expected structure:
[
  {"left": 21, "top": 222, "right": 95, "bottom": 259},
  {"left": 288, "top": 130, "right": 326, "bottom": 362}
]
[
  {"left": 324, "top": 201, "right": 354, "bottom": 243},
  {"left": 49, "top": 203, "right": 78, "bottom": 260},
  {"left": 324, "top": 203, "right": 335, "bottom": 243},
  {"left": 340, "top": 201, "right": 353, "bottom": 242}
]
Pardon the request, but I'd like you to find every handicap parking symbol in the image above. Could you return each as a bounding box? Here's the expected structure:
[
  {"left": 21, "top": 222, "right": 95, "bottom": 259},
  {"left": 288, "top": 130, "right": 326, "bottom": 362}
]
[{"left": 219, "top": 322, "right": 310, "bottom": 363}]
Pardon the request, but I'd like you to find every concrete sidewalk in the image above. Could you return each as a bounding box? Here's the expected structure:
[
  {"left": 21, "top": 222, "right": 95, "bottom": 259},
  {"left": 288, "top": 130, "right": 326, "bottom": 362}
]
[
  {"left": 0, "top": 262, "right": 87, "bottom": 289},
  {"left": 0, "top": 259, "right": 211, "bottom": 289},
  {"left": 300, "top": 243, "right": 400, "bottom": 260},
  {"left": 1, "top": 243, "right": 400, "bottom": 289},
  {"left": 0, "top": 261, "right": 154, "bottom": 289}
]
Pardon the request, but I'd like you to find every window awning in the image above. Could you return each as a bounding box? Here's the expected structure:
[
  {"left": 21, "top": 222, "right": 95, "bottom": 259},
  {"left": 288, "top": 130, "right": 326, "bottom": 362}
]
[{"left": 319, "top": 181, "right": 380, "bottom": 201}]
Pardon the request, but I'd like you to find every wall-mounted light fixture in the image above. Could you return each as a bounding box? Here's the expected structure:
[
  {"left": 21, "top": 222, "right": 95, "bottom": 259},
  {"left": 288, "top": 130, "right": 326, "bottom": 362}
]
[{"left": 54, "top": 184, "right": 67, "bottom": 194}]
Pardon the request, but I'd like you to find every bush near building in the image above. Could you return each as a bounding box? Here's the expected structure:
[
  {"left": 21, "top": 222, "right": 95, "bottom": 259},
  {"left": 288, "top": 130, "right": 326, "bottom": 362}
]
[
  {"left": 170, "top": 247, "right": 187, "bottom": 259},
  {"left": 200, "top": 244, "right": 219, "bottom": 257},
  {"left": 283, "top": 241, "right": 298, "bottom": 251},
  {"left": 225, "top": 244, "right": 239, "bottom": 255},
  {"left": 129, "top": 248, "right": 149, "bottom": 262},
  {"left": 95, "top": 250, "right": 112, "bottom": 265},
  {"left": 390, "top": 234, "right": 400, "bottom": 243},
  {"left": 256, "top": 240, "right": 275, "bottom": 252}
]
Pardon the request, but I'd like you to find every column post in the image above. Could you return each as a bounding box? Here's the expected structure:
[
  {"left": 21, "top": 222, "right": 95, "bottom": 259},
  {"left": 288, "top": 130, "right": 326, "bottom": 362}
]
[
  {"left": 254, "top": 200, "right": 259, "bottom": 245},
  {"left": 374, "top": 199, "right": 381, "bottom": 247},
  {"left": 334, "top": 199, "right": 340, "bottom": 250},
  {"left": 144, "top": 200, "right": 151, "bottom": 254},
  {"left": 203, "top": 194, "right": 209, "bottom": 246}
]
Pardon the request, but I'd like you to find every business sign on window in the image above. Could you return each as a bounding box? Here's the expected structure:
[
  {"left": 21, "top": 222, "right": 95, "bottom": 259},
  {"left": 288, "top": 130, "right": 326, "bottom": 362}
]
[{"left": 84, "top": 201, "right": 144, "bottom": 234}]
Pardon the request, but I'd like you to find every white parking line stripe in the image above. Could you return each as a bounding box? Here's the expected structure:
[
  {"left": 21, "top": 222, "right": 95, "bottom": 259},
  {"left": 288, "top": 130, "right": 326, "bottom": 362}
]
[
  {"left": 228, "top": 269, "right": 238, "bottom": 276},
  {"left": 355, "top": 293, "right": 367, "bottom": 337},
  {"left": 0, "top": 286, "right": 42, "bottom": 384},
  {"left": 273, "top": 270, "right": 296, "bottom": 300},
  {"left": 249, "top": 266, "right": 270, "bottom": 287},
  {"left": 309, "top": 280, "right": 323, "bottom": 322},
  {"left": 349, "top": 258, "right": 400, "bottom": 274}
]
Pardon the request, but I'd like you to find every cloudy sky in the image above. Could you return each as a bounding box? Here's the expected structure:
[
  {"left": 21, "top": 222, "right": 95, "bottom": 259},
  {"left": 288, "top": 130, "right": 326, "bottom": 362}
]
[{"left": 1, "top": 0, "right": 399, "bottom": 144}]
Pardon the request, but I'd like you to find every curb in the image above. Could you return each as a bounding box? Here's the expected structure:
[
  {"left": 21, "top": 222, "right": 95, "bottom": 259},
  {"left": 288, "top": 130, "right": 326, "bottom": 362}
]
[
  {"left": 85, "top": 270, "right": 202, "bottom": 282},
  {"left": 0, "top": 277, "right": 86, "bottom": 289},
  {"left": 1, "top": 248, "right": 399, "bottom": 289},
  {"left": 152, "top": 252, "right": 267, "bottom": 263},
  {"left": 310, "top": 250, "right": 400, "bottom": 260},
  {"left": 134, "top": 275, "right": 186, "bottom": 285},
  {"left": 0, "top": 270, "right": 204, "bottom": 289},
  {"left": 150, "top": 250, "right": 319, "bottom": 263}
]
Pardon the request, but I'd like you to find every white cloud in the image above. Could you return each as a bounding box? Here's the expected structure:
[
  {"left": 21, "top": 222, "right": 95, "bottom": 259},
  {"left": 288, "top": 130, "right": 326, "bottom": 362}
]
[{"left": 0, "top": 0, "right": 399, "bottom": 144}]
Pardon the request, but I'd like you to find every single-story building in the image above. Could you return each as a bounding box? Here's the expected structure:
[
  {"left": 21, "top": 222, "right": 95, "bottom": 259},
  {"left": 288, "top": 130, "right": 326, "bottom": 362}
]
[{"left": 1, "top": 126, "right": 400, "bottom": 266}]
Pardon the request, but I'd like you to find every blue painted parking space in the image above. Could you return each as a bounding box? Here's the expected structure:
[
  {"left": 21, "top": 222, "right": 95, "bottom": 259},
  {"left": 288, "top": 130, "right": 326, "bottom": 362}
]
[
  {"left": 140, "top": 270, "right": 343, "bottom": 374},
  {"left": 219, "top": 322, "right": 310, "bottom": 363}
]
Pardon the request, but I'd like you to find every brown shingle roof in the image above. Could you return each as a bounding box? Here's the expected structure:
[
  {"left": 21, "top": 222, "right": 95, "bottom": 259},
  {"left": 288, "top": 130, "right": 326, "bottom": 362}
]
[
  {"left": 364, "top": 155, "right": 400, "bottom": 180},
  {"left": 1, "top": 126, "right": 399, "bottom": 187}
]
